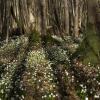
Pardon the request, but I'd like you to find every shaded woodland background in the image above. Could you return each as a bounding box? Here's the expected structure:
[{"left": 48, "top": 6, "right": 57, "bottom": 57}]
[
  {"left": 0, "top": 0, "right": 100, "bottom": 100},
  {"left": 0, "top": 0, "right": 99, "bottom": 40}
]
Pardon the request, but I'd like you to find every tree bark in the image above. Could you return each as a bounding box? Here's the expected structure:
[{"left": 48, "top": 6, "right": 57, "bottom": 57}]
[
  {"left": 0, "top": 0, "right": 31, "bottom": 41},
  {"left": 64, "top": 0, "right": 69, "bottom": 35},
  {"left": 74, "top": 0, "right": 79, "bottom": 38},
  {"left": 39, "top": 0, "right": 46, "bottom": 35}
]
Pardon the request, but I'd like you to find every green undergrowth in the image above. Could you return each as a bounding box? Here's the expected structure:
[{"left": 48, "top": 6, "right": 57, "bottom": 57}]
[
  {"left": 29, "top": 30, "right": 41, "bottom": 47},
  {"left": 29, "top": 30, "right": 60, "bottom": 48},
  {"left": 72, "top": 25, "right": 100, "bottom": 65},
  {"left": 77, "top": 86, "right": 87, "bottom": 100}
]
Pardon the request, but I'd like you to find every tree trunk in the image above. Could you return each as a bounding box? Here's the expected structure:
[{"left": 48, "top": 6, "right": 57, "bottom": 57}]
[
  {"left": 64, "top": 0, "right": 69, "bottom": 35},
  {"left": 0, "top": 0, "right": 31, "bottom": 42},
  {"left": 74, "top": 0, "right": 79, "bottom": 38},
  {"left": 39, "top": 0, "right": 46, "bottom": 35}
]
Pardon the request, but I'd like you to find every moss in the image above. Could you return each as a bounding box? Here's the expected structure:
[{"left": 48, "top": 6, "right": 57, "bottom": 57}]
[
  {"left": 72, "top": 25, "right": 100, "bottom": 65},
  {"left": 71, "top": 39, "right": 88, "bottom": 61},
  {"left": 86, "top": 25, "right": 100, "bottom": 53},
  {"left": 83, "top": 51, "right": 99, "bottom": 65}
]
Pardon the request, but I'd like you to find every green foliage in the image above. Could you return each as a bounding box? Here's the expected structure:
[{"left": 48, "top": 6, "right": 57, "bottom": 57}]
[
  {"left": 46, "top": 46, "right": 69, "bottom": 63},
  {"left": 42, "top": 34, "right": 62, "bottom": 47},
  {"left": 29, "top": 30, "right": 41, "bottom": 46},
  {"left": 72, "top": 25, "right": 100, "bottom": 65},
  {"left": 45, "top": 34, "right": 55, "bottom": 44},
  {"left": 0, "top": 36, "right": 28, "bottom": 64},
  {"left": 77, "top": 86, "right": 87, "bottom": 100},
  {"left": 86, "top": 24, "right": 100, "bottom": 53}
]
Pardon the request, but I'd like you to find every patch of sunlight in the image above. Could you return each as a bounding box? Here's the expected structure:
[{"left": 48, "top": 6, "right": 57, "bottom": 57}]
[
  {"left": 72, "top": 26, "right": 100, "bottom": 65},
  {"left": 86, "top": 28, "right": 100, "bottom": 55},
  {"left": 83, "top": 51, "right": 99, "bottom": 65}
]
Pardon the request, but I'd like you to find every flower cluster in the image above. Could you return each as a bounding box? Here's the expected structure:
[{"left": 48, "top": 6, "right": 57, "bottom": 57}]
[
  {"left": 0, "top": 35, "right": 28, "bottom": 56},
  {"left": 0, "top": 35, "right": 28, "bottom": 63},
  {"left": 26, "top": 49, "right": 46, "bottom": 66},
  {"left": 0, "top": 61, "right": 18, "bottom": 100},
  {"left": 62, "top": 36, "right": 81, "bottom": 53},
  {"left": 46, "top": 46, "right": 69, "bottom": 63},
  {"left": 22, "top": 49, "right": 59, "bottom": 99},
  {"left": 0, "top": 35, "right": 29, "bottom": 99}
]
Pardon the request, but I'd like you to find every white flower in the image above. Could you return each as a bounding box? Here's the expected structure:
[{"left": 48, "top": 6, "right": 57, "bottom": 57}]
[
  {"left": 53, "top": 95, "right": 56, "bottom": 98},
  {"left": 94, "top": 95, "right": 100, "bottom": 98},
  {"left": 49, "top": 94, "right": 52, "bottom": 98},
  {"left": 38, "top": 80, "right": 41, "bottom": 82},
  {"left": 85, "top": 97, "right": 88, "bottom": 100},
  {"left": 0, "top": 89, "right": 4, "bottom": 94},
  {"left": 44, "top": 95, "right": 47, "bottom": 98},
  {"left": 21, "top": 95, "right": 24, "bottom": 99},
  {"left": 55, "top": 94, "right": 58, "bottom": 97}
]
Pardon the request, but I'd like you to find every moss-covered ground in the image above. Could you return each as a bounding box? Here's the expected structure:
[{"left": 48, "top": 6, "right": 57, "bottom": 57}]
[{"left": 72, "top": 25, "right": 100, "bottom": 65}]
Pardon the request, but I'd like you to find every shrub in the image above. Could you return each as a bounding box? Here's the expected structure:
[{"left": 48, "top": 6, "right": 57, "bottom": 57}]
[{"left": 29, "top": 30, "right": 41, "bottom": 47}]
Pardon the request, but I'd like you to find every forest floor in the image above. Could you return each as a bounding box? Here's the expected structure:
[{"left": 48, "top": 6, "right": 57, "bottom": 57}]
[{"left": 0, "top": 30, "right": 100, "bottom": 100}]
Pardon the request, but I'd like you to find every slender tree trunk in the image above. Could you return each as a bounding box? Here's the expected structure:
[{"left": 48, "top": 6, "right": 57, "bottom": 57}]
[
  {"left": 64, "top": 0, "right": 69, "bottom": 35},
  {"left": 74, "top": 0, "right": 79, "bottom": 38},
  {"left": 39, "top": 0, "right": 46, "bottom": 35}
]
